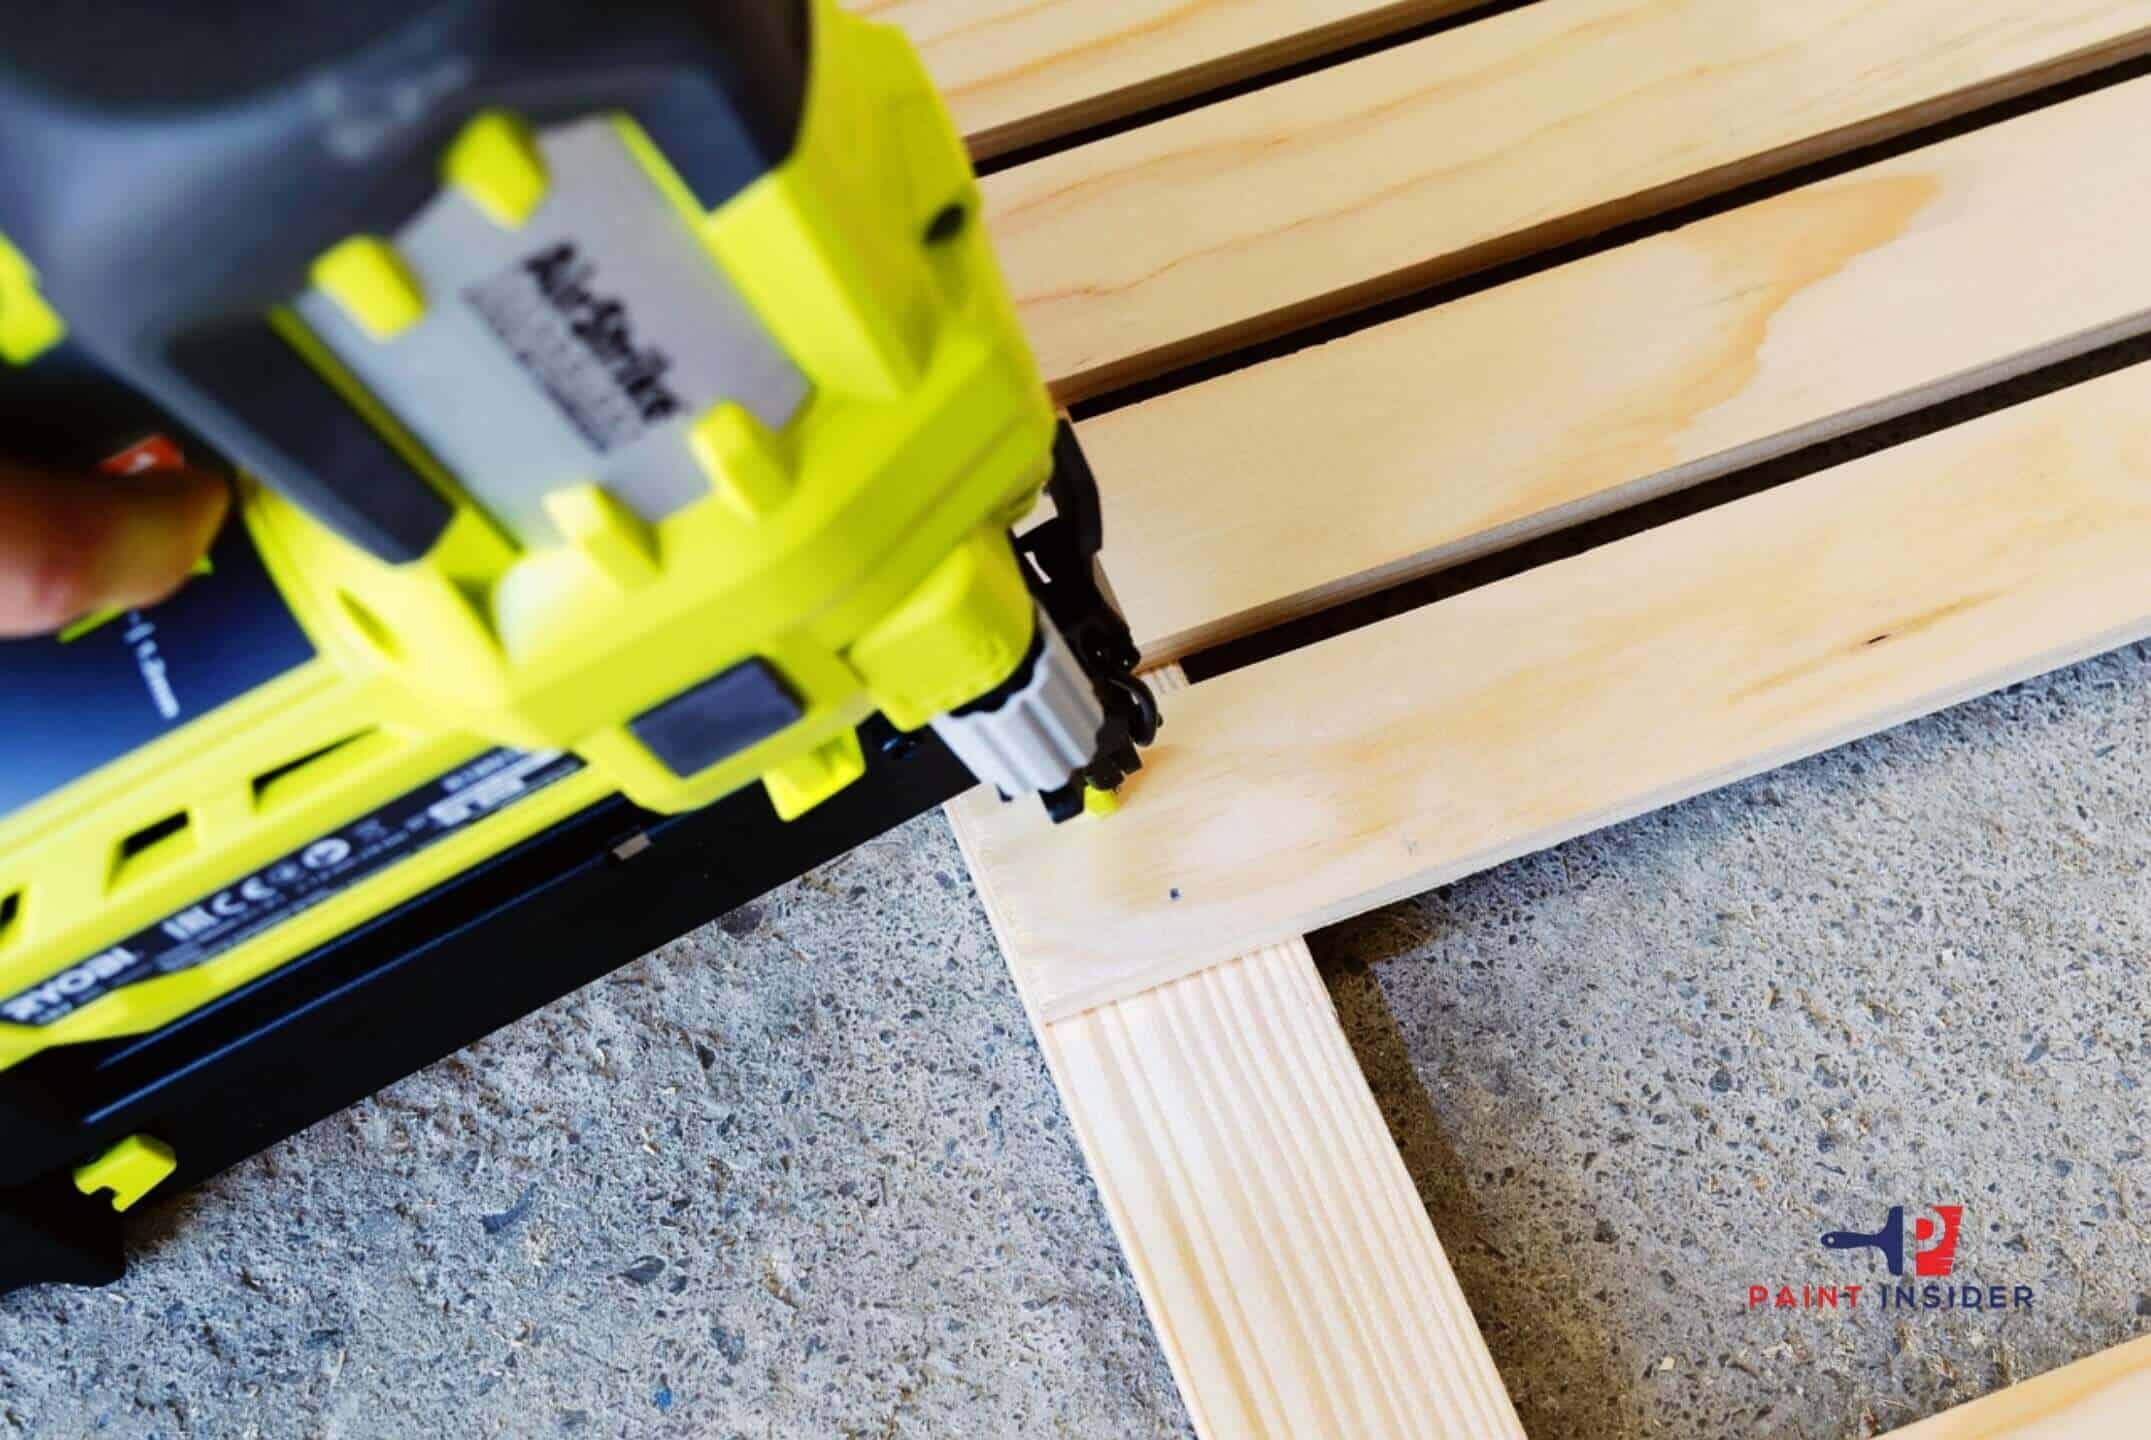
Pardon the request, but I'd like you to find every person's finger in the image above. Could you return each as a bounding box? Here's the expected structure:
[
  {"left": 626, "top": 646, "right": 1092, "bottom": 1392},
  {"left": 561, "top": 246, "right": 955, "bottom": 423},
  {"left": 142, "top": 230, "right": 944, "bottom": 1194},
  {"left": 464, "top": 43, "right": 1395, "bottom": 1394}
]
[{"left": 0, "top": 463, "right": 230, "bottom": 638}]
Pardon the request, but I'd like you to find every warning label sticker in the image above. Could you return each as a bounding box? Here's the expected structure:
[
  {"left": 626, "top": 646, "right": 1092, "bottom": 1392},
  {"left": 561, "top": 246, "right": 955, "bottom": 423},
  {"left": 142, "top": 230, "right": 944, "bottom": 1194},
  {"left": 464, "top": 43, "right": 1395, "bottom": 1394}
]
[{"left": 0, "top": 748, "right": 584, "bottom": 1027}]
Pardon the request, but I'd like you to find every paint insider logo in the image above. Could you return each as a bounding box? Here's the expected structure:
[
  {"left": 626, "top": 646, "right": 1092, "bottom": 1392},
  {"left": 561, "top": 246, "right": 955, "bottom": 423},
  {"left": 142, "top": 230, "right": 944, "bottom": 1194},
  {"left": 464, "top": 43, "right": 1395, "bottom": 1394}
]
[
  {"left": 1824, "top": 1203, "right": 1963, "bottom": 1277},
  {"left": 1748, "top": 1204, "right": 2036, "bottom": 1315}
]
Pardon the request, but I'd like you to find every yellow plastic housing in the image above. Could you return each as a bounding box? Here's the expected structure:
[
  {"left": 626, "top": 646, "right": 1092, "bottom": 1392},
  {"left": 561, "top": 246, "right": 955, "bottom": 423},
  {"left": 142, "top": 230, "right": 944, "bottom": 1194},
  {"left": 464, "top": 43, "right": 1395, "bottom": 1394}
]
[
  {"left": 0, "top": 0, "right": 1058, "bottom": 1070},
  {"left": 73, "top": 1134, "right": 178, "bottom": 1213},
  {"left": 0, "top": 231, "right": 65, "bottom": 365}
]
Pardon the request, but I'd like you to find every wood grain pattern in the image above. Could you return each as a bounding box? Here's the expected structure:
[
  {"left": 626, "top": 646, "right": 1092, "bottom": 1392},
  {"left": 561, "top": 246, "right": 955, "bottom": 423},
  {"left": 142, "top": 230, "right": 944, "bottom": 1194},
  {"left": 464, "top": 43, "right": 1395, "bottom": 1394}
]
[
  {"left": 981, "top": 0, "right": 2151, "bottom": 398},
  {"left": 1027, "top": 939, "right": 1527, "bottom": 1439},
  {"left": 1883, "top": 1335, "right": 2151, "bottom": 1437},
  {"left": 1081, "top": 75, "right": 2151, "bottom": 662},
  {"left": 957, "top": 359, "right": 2151, "bottom": 1019},
  {"left": 847, "top": 0, "right": 1482, "bottom": 159}
]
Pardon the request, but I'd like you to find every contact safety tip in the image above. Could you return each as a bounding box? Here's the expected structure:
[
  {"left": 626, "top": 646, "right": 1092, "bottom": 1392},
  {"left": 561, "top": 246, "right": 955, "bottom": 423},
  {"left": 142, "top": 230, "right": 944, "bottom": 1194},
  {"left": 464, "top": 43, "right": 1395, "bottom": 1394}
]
[{"left": 1082, "top": 784, "right": 1121, "bottom": 819}]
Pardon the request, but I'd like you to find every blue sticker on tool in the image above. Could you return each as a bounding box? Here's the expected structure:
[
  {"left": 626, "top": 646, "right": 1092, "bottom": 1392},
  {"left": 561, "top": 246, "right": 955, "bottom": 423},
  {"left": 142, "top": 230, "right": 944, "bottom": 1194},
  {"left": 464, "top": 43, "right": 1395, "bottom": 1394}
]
[{"left": 0, "top": 507, "right": 316, "bottom": 822}]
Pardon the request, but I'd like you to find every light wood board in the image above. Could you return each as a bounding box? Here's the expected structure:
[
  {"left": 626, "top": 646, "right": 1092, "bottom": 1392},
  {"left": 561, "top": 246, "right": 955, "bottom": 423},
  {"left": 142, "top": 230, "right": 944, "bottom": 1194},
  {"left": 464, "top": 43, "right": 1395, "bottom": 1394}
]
[
  {"left": 847, "top": 0, "right": 1482, "bottom": 159},
  {"left": 980, "top": 0, "right": 2151, "bottom": 398},
  {"left": 1080, "top": 73, "right": 2151, "bottom": 662},
  {"left": 956, "top": 357, "right": 2151, "bottom": 1020},
  {"left": 1883, "top": 1334, "right": 2151, "bottom": 1437},
  {"left": 952, "top": 668, "right": 1521, "bottom": 1437},
  {"left": 1030, "top": 939, "right": 1525, "bottom": 1440}
]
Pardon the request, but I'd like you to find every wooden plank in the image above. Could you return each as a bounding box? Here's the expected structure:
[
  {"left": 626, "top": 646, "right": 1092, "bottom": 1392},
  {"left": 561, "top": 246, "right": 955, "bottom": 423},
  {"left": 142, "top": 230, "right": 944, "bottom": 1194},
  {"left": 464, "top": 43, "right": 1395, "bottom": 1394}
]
[
  {"left": 1082, "top": 74, "right": 2151, "bottom": 663},
  {"left": 1883, "top": 1335, "right": 2151, "bottom": 1437},
  {"left": 956, "top": 357, "right": 2151, "bottom": 1020},
  {"left": 952, "top": 671, "right": 1523, "bottom": 1438},
  {"left": 849, "top": 0, "right": 1482, "bottom": 160},
  {"left": 982, "top": 0, "right": 2151, "bottom": 399},
  {"left": 1004, "top": 936, "right": 1527, "bottom": 1439}
]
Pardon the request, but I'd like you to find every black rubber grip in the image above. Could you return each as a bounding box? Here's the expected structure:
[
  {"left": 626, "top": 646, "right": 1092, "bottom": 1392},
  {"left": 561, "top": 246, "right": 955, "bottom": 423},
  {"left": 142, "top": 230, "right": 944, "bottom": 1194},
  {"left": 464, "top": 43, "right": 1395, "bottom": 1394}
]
[{"left": 168, "top": 322, "right": 454, "bottom": 564}]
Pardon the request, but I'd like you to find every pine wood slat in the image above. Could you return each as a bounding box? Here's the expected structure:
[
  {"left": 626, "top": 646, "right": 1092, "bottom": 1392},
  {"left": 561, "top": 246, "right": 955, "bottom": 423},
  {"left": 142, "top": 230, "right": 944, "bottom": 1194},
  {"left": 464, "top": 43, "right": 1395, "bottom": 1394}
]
[
  {"left": 1883, "top": 1334, "right": 2151, "bottom": 1438},
  {"left": 1032, "top": 940, "right": 1526, "bottom": 1440},
  {"left": 850, "top": 0, "right": 1483, "bottom": 159},
  {"left": 981, "top": 0, "right": 2151, "bottom": 398}
]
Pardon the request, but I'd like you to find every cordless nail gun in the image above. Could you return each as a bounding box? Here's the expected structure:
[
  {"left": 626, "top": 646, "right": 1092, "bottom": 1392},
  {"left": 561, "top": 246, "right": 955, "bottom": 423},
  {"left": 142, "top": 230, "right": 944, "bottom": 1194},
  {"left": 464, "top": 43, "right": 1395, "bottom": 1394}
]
[{"left": 0, "top": 0, "right": 1155, "bottom": 1289}]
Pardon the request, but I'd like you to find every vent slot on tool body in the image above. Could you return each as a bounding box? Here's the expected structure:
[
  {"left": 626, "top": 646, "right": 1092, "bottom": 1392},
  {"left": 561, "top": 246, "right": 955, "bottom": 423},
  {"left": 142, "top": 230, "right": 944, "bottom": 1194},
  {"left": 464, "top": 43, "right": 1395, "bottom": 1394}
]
[
  {"left": 251, "top": 730, "right": 382, "bottom": 813},
  {"left": 111, "top": 811, "right": 194, "bottom": 890}
]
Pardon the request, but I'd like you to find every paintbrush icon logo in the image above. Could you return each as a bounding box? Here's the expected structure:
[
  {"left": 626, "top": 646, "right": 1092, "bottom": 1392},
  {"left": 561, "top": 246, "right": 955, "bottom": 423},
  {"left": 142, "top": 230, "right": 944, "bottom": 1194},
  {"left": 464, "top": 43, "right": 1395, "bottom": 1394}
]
[{"left": 1820, "top": 1205, "right": 1963, "bottom": 1277}]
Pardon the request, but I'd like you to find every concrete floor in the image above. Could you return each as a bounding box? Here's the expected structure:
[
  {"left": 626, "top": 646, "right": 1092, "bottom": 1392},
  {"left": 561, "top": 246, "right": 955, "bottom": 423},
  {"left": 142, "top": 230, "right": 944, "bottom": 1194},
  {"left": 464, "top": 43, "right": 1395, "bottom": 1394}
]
[{"left": 5, "top": 641, "right": 2151, "bottom": 1437}]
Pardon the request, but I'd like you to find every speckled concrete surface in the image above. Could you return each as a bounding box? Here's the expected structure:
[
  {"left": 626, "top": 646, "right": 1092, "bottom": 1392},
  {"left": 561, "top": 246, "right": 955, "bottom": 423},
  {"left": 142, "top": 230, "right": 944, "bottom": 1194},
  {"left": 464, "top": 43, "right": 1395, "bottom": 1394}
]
[
  {"left": 0, "top": 827, "right": 1184, "bottom": 1439},
  {"left": 5, "top": 643, "right": 2151, "bottom": 1438},
  {"left": 1330, "top": 643, "right": 2151, "bottom": 1438}
]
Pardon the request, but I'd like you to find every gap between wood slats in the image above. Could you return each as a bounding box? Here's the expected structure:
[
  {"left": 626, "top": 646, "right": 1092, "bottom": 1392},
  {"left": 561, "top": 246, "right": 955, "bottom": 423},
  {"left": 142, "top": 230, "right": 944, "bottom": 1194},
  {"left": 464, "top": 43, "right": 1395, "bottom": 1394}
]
[
  {"left": 851, "top": 0, "right": 1509, "bottom": 164},
  {"left": 983, "top": 0, "right": 2151, "bottom": 401},
  {"left": 972, "top": 1, "right": 1535, "bottom": 174},
  {"left": 1177, "top": 328, "right": 2151, "bottom": 686}
]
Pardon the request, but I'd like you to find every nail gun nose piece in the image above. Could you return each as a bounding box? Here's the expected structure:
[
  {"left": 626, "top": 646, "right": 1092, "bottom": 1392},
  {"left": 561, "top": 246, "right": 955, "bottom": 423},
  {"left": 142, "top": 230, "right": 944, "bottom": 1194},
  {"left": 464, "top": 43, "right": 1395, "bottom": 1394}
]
[{"left": 931, "top": 613, "right": 1105, "bottom": 804}]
